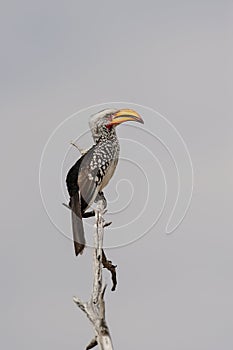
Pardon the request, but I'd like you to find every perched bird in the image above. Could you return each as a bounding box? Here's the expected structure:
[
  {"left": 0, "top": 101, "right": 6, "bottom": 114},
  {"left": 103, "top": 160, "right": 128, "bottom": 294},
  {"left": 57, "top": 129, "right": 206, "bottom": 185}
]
[{"left": 66, "top": 108, "right": 144, "bottom": 256}]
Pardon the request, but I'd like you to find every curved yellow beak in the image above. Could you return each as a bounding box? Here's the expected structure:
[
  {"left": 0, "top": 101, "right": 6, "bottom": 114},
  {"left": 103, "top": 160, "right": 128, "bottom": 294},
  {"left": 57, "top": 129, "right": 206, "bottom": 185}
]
[{"left": 109, "top": 109, "right": 144, "bottom": 126}]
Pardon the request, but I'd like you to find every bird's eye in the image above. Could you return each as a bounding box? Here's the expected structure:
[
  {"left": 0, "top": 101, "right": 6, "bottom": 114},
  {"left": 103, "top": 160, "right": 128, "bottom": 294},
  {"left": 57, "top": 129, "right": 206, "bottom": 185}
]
[{"left": 106, "top": 113, "right": 112, "bottom": 120}]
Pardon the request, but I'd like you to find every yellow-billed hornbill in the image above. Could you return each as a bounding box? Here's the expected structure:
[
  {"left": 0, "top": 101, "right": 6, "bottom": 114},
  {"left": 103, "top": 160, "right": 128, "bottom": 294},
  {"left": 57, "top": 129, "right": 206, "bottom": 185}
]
[{"left": 66, "top": 108, "right": 144, "bottom": 256}]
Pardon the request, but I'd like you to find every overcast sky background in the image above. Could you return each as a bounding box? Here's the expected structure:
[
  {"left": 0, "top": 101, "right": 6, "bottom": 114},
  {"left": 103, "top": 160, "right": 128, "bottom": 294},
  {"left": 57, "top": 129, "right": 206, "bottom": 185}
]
[{"left": 1, "top": 1, "right": 232, "bottom": 349}]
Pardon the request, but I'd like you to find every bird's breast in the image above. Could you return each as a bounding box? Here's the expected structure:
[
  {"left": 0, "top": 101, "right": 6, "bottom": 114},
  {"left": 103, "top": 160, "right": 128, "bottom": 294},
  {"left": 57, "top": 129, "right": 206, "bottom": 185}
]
[
  {"left": 80, "top": 140, "right": 120, "bottom": 209},
  {"left": 99, "top": 157, "right": 118, "bottom": 190}
]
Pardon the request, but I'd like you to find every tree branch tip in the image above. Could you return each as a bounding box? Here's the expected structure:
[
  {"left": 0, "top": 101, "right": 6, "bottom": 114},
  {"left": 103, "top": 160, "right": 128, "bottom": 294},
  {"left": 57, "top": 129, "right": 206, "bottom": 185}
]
[
  {"left": 73, "top": 296, "right": 83, "bottom": 305},
  {"left": 86, "top": 337, "right": 98, "bottom": 350},
  {"left": 103, "top": 221, "right": 112, "bottom": 228},
  {"left": 62, "top": 202, "right": 70, "bottom": 210},
  {"left": 70, "top": 141, "right": 88, "bottom": 155}
]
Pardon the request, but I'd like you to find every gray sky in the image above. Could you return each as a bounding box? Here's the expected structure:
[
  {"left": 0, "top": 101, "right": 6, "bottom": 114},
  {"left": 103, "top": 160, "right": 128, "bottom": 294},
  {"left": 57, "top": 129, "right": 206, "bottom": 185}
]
[{"left": 1, "top": 1, "right": 233, "bottom": 349}]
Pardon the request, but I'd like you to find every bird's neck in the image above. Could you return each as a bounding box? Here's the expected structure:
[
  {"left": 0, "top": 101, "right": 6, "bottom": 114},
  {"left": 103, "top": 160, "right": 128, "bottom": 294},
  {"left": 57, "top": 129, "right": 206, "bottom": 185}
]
[{"left": 98, "top": 126, "right": 118, "bottom": 142}]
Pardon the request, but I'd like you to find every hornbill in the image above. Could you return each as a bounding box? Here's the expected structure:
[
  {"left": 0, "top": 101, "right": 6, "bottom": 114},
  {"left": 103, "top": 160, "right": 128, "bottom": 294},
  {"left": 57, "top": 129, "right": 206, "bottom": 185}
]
[{"left": 66, "top": 108, "right": 144, "bottom": 256}]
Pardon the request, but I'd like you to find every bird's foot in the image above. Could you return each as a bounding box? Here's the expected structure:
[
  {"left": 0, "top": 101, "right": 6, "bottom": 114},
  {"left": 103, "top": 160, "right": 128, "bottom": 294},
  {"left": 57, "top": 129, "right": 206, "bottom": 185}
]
[{"left": 95, "top": 191, "right": 107, "bottom": 209}]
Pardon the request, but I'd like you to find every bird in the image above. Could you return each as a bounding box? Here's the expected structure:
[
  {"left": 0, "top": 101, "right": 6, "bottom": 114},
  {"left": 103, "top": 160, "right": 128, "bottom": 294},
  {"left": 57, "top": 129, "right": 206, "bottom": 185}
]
[{"left": 66, "top": 108, "right": 144, "bottom": 256}]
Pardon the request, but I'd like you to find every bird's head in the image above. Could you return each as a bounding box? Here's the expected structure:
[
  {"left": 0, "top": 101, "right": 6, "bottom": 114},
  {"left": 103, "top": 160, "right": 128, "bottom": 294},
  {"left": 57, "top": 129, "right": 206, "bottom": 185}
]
[{"left": 89, "top": 108, "right": 144, "bottom": 142}]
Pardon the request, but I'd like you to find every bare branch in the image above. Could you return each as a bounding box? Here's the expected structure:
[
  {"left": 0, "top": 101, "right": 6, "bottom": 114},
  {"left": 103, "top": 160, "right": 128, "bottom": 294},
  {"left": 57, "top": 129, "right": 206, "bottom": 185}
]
[
  {"left": 73, "top": 199, "right": 114, "bottom": 350},
  {"left": 70, "top": 141, "right": 88, "bottom": 155},
  {"left": 102, "top": 250, "right": 117, "bottom": 292},
  {"left": 62, "top": 202, "right": 70, "bottom": 210},
  {"left": 63, "top": 202, "right": 117, "bottom": 292},
  {"left": 86, "top": 338, "right": 98, "bottom": 350}
]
